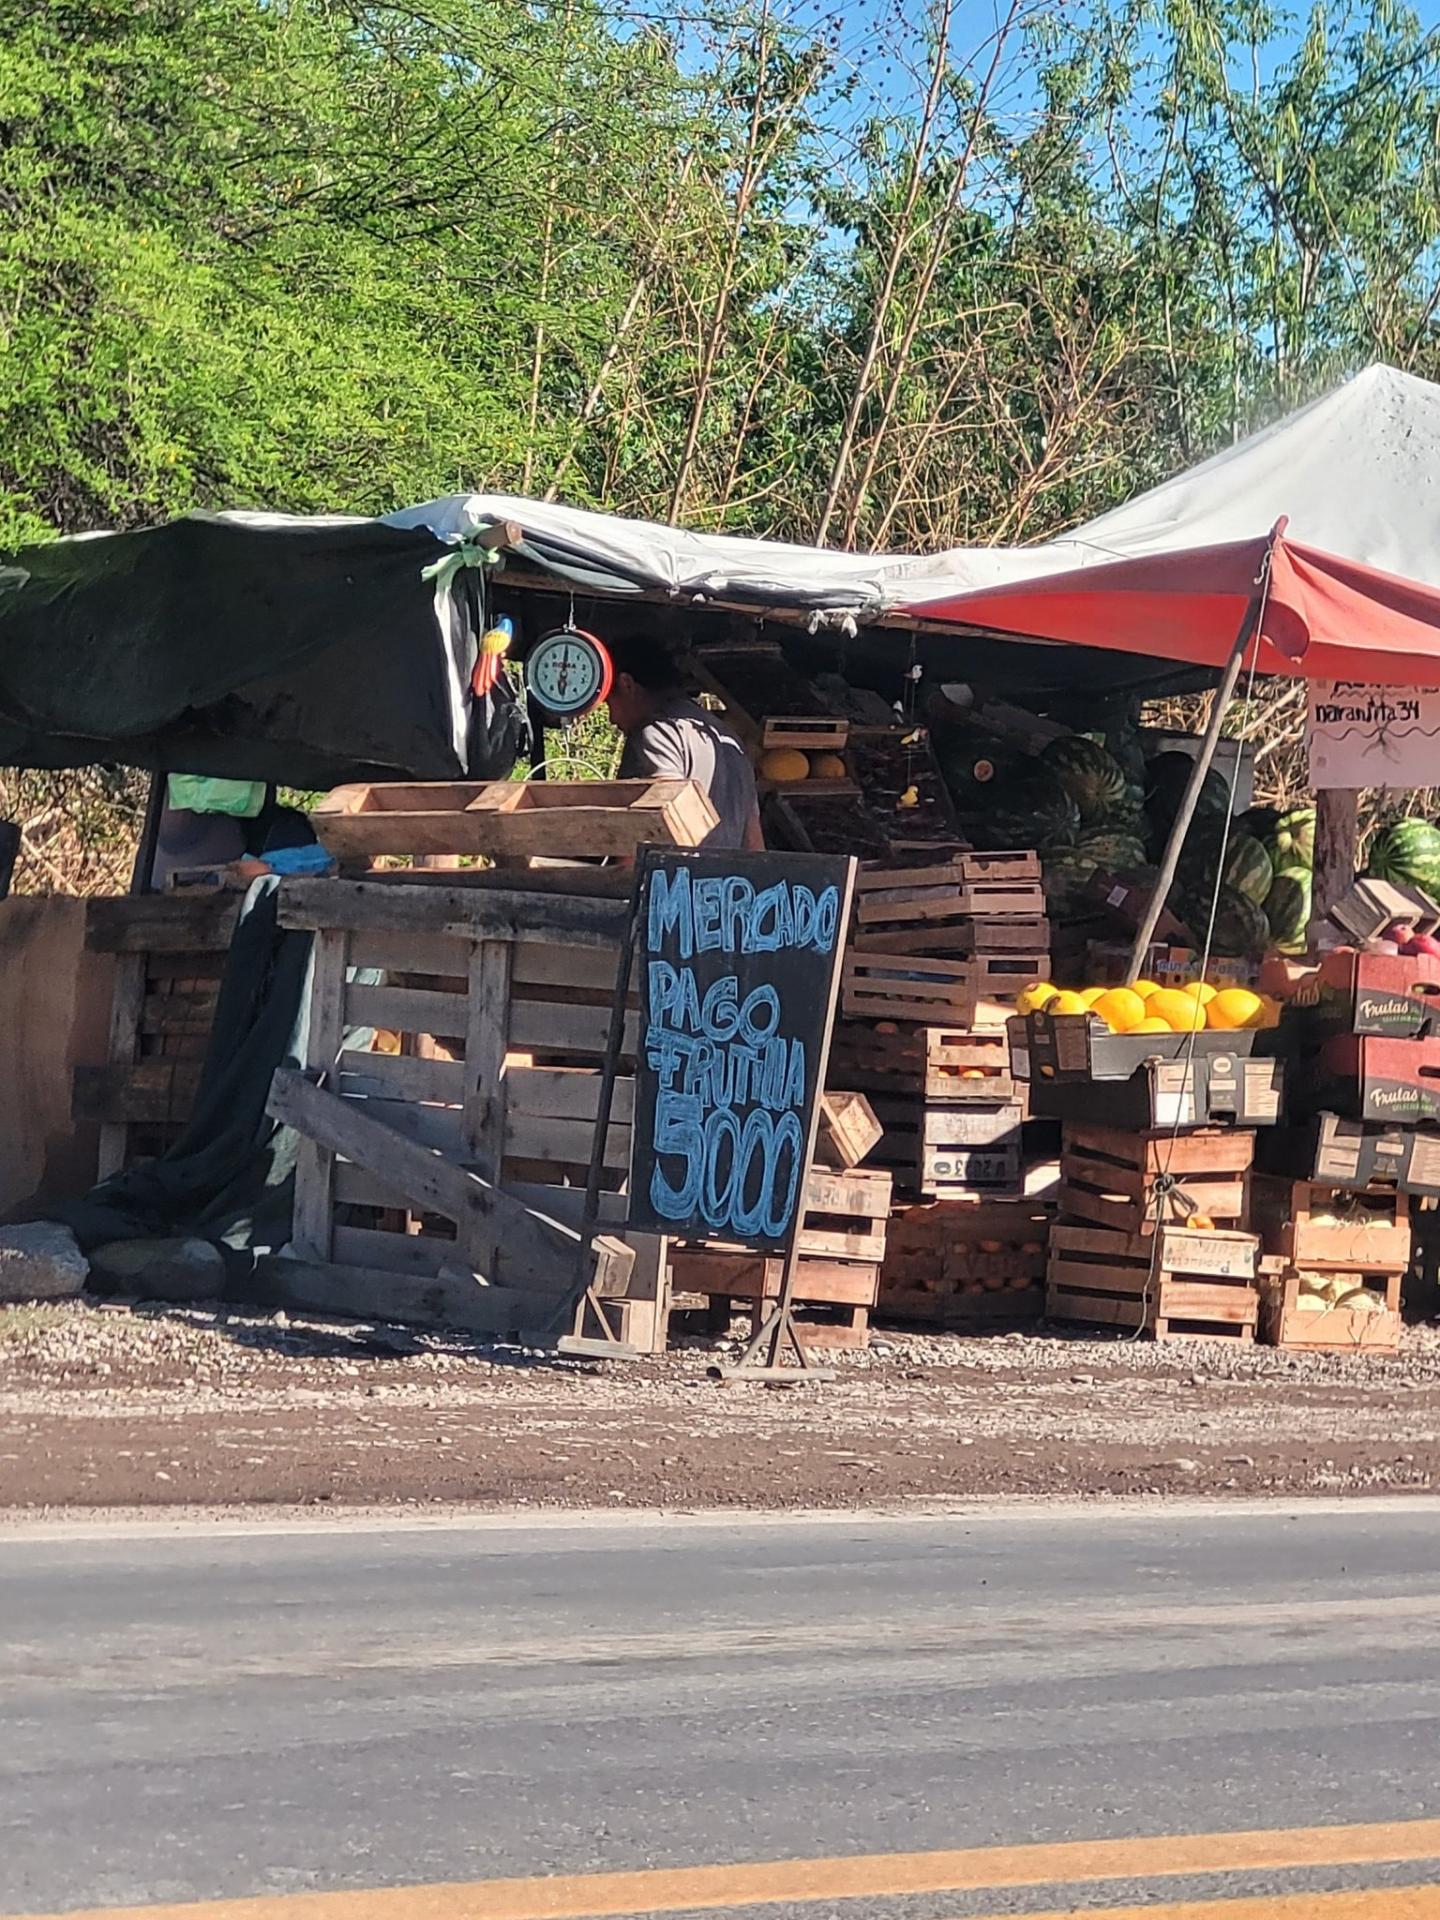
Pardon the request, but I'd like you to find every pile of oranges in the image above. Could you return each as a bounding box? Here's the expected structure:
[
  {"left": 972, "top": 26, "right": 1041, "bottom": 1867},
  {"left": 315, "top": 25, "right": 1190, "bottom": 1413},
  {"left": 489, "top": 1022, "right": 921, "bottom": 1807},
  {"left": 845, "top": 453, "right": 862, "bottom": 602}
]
[{"left": 1016, "top": 979, "right": 1278, "bottom": 1033}]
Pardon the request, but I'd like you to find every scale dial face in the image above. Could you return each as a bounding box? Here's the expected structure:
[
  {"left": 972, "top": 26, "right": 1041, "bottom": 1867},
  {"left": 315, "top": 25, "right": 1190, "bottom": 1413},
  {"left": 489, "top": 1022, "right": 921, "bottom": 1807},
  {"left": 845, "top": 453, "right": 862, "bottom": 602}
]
[{"left": 526, "top": 627, "right": 613, "bottom": 720}]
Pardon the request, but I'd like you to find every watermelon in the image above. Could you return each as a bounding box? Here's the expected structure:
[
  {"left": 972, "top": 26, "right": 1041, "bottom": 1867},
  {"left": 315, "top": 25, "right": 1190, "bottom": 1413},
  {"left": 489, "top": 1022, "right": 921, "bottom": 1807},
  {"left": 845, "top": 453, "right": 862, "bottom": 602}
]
[
  {"left": 974, "top": 765, "right": 1081, "bottom": 851},
  {"left": 1223, "top": 832, "right": 1276, "bottom": 907},
  {"left": 1041, "top": 851, "right": 1098, "bottom": 915},
  {"left": 1367, "top": 818, "right": 1440, "bottom": 892},
  {"left": 1265, "top": 866, "right": 1312, "bottom": 950},
  {"left": 1076, "top": 828, "right": 1149, "bottom": 871},
  {"left": 1041, "top": 736, "right": 1129, "bottom": 823},
  {"left": 1273, "top": 806, "right": 1316, "bottom": 868},
  {"left": 1239, "top": 805, "right": 1283, "bottom": 843},
  {"left": 1210, "top": 885, "right": 1272, "bottom": 958}
]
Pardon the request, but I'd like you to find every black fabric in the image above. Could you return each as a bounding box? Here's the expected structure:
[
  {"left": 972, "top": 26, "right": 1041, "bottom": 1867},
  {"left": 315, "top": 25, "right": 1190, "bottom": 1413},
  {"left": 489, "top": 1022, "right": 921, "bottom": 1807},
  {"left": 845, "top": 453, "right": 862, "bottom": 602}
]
[
  {"left": 60, "top": 879, "right": 313, "bottom": 1259},
  {"left": 0, "top": 514, "right": 476, "bottom": 787}
]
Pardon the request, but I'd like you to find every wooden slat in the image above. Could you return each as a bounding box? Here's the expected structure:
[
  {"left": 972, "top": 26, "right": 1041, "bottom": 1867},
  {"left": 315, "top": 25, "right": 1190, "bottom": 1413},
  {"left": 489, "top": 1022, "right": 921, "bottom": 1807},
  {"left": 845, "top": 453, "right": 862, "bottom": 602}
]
[
  {"left": 74, "top": 1060, "right": 204, "bottom": 1126},
  {"left": 278, "top": 877, "right": 629, "bottom": 946},
  {"left": 504, "top": 1067, "right": 636, "bottom": 1124},
  {"left": 94, "top": 950, "right": 146, "bottom": 1177},
  {"left": 309, "top": 778, "right": 718, "bottom": 860},
  {"left": 460, "top": 938, "right": 513, "bottom": 1276},
  {"left": 508, "top": 999, "right": 639, "bottom": 1057},
  {"left": 291, "top": 930, "right": 349, "bottom": 1263},
  {"left": 254, "top": 1254, "right": 562, "bottom": 1340},
  {"left": 85, "top": 894, "right": 241, "bottom": 954},
  {"left": 344, "top": 982, "right": 468, "bottom": 1040},
  {"left": 336, "top": 1050, "right": 465, "bottom": 1104},
  {"left": 346, "top": 931, "right": 472, "bottom": 978},
  {"left": 502, "top": 1111, "right": 631, "bottom": 1171},
  {"left": 331, "top": 1224, "right": 460, "bottom": 1278}
]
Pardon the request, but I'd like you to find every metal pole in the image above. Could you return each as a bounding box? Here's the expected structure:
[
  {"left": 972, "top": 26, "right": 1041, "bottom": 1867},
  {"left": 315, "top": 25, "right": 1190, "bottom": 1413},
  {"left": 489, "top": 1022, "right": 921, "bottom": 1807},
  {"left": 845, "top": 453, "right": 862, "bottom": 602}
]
[
  {"left": 128, "top": 770, "right": 166, "bottom": 895},
  {"left": 1125, "top": 526, "right": 1282, "bottom": 983}
]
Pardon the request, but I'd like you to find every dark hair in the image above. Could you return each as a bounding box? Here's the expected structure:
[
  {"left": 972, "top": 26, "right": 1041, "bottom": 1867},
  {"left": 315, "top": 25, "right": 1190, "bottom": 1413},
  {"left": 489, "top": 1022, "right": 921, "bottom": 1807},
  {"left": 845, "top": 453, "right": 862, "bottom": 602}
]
[{"left": 607, "top": 629, "right": 684, "bottom": 692}]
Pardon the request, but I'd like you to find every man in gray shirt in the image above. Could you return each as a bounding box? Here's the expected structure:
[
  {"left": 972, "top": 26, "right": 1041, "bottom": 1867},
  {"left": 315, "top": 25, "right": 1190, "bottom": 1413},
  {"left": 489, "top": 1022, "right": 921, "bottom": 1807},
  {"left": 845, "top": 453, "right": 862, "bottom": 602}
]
[{"left": 607, "top": 632, "right": 764, "bottom": 851}]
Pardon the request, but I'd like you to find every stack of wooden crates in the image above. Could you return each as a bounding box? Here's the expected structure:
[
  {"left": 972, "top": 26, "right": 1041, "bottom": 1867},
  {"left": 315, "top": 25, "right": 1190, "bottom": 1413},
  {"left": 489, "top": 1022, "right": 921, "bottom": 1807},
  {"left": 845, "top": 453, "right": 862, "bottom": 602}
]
[
  {"left": 1046, "top": 1121, "right": 1263, "bottom": 1342},
  {"left": 826, "top": 852, "right": 1055, "bottom": 1330}
]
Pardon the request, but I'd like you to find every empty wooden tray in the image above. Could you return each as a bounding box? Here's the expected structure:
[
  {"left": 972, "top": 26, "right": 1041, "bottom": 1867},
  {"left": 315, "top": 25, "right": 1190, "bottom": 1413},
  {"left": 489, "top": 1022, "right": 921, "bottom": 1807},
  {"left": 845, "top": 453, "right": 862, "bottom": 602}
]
[{"left": 310, "top": 778, "right": 719, "bottom": 861}]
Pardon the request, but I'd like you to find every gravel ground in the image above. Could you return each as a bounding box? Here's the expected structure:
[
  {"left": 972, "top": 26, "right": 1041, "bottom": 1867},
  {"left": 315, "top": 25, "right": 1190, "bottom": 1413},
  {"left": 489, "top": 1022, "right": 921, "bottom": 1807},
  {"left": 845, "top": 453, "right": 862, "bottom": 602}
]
[{"left": 1, "top": 1297, "right": 1438, "bottom": 1510}]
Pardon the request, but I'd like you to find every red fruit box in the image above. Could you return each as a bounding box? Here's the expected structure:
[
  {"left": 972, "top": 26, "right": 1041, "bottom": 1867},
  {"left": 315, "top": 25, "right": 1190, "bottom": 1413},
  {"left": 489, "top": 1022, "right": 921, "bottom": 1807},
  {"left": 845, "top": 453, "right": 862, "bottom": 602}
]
[
  {"left": 1316, "top": 1033, "right": 1440, "bottom": 1124},
  {"left": 1314, "top": 950, "right": 1440, "bottom": 1039}
]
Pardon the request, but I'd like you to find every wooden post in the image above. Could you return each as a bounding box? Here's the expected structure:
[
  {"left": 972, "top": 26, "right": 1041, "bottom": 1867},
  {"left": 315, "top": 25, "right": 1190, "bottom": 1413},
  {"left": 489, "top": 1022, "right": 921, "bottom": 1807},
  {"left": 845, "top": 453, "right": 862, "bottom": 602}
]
[
  {"left": 1310, "top": 787, "right": 1359, "bottom": 936},
  {"left": 1126, "top": 525, "right": 1282, "bottom": 982}
]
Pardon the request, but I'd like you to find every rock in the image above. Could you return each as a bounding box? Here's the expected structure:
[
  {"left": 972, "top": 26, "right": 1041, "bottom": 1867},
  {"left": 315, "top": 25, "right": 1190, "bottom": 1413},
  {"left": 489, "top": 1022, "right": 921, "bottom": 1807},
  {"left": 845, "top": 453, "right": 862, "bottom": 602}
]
[
  {"left": 1225, "top": 1454, "right": 1256, "bottom": 1468},
  {"left": 0, "top": 1222, "right": 89, "bottom": 1301},
  {"left": 1162, "top": 1456, "right": 1201, "bottom": 1473},
  {"left": 89, "top": 1237, "right": 226, "bottom": 1304}
]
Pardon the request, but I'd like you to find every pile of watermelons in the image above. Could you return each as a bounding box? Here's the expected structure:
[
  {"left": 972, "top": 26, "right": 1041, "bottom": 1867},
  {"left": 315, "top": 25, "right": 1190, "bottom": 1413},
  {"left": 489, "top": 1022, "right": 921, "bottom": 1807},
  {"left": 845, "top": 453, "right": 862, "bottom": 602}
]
[{"left": 936, "top": 730, "right": 1323, "bottom": 957}]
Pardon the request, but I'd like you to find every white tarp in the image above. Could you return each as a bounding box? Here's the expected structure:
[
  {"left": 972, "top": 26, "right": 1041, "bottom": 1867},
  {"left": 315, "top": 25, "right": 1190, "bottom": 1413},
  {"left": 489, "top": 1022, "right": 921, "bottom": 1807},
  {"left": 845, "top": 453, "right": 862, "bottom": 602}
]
[{"left": 379, "top": 365, "right": 1440, "bottom": 624}]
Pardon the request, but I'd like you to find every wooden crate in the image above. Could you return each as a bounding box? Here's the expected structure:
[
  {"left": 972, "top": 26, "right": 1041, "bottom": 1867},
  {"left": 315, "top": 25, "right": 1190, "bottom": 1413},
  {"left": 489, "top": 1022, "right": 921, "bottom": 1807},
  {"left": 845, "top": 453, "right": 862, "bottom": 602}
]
[
  {"left": 878, "top": 1199, "right": 1050, "bottom": 1329},
  {"left": 690, "top": 642, "right": 849, "bottom": 752},
  {"left": 827, "top": 1021, "right": 1014, "bottom": 1104},
  {"left": 1058, "top": 1123, "right": 1254, "bottom": 1235},
  {"left": 311, "top": 778, "right": 718, "bottom": 862},
  {"left": 1261, "top": 1268, "right": 1403, "bottom": 1354},
  {"left": 815, "top": 1090, "right": 884, "bottom": 1170},
  {"left": 853, "top": 857, "right": 1046, "bottom": 957},
  {"left": 1251, "top": 1175, "right": 1412, "bottom": 1271},
  {"left": 921, "top": 1103, "right": 1024, "bottom": 1198},
  {"left": 665, "top": 1167, "right": 891, "bottom": 1351},
  {"left": 1047, "top": 1222, "right": 1260, "bottom": 1341},
  {"left": 841, "top": 953, "right": 975, "bottom": 1024}
]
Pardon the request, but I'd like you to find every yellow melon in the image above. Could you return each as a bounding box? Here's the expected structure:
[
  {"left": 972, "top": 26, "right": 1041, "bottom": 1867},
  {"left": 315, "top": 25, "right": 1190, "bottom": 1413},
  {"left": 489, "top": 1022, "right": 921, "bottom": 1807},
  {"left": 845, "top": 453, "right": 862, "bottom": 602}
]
[
  {"left": 1146, "top": 987, "right": 1207, "bottom": 1032},
  {"left": 1206, "top": 986, "right": 1264, "bottom": 1031},
  {"left": 1079, "top": 986, "right": 1109, "bottom": 1008},
  {"left": 759, "top": 747, "right": 810, "bottom": 783},
  {"left": 1093, "top": 986, "right": 1148, "bottom": 1033},
  {"left": 1131, "top": 1015, "right": 1174, "bottom": 1034},
  {"left": 1047, "top": 990, "right": 1092, "bottom": 1016},
  {"left": 1131, "top": 978, "right": 1163, "bottom": 998},
  {"left": 1016, "top": 980, "right": 1059, "bottom": 1015},
  {"left": 808, "top": 752, "right": 848, "bottom": 779},
  {"left": 1180, "top": 980, "right": 1218, "bottom": 1005}
]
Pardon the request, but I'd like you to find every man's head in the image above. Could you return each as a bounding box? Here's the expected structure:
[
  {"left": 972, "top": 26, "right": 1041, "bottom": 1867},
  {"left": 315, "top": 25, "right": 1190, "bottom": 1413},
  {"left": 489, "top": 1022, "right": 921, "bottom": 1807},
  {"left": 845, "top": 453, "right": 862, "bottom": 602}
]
[{"left": 605, "top": 630, "right": 684, "bottom": 734}]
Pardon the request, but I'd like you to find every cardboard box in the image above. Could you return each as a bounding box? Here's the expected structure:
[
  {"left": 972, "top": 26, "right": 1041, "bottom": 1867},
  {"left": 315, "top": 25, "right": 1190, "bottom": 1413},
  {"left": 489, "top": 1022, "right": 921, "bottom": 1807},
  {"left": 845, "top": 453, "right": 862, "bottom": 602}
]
[
  {"left": 1255, "top": 1111, "right": 1440, "bottom": 1197},
  {"left": 1314, "top": 1033, "right": 1440, "bottom": 1124},
  {"left": 1026, "top": 1051, "right": 1284, "bottom": 1130},
  {"left": 1313, "top": 949, "right": 1440, "bottom": 1039}
]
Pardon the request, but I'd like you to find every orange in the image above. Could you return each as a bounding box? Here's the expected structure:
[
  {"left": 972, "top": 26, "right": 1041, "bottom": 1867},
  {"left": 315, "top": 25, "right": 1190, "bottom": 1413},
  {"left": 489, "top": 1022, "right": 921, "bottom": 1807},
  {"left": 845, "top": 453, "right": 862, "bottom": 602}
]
[
  {"left": 1207, "top": 986, "right": 1264, "bottom": 1030},
  {"left": 1146, "top": 987, "right": 1207, "bottom": 1032},
  {"left": 1093, "top": 986, "right": 1148, "bottom": 1033}
]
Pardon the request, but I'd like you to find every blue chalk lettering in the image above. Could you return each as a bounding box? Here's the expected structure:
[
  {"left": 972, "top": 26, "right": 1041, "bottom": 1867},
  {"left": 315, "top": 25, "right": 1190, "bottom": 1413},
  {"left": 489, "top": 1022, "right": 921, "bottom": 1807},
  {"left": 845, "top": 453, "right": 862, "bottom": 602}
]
[
  {"left": 647, "top": 959, "right": 680, "bottom": 1024},
  {"left": 721, "top": 875, "right": 753, "bottom": 952},
  {"left": 761, "top": 1111, "right": 805, "bottom": 1238},
  {"left": 692, "top": 877, "right": 724, "bottom": 952},
  {"left": 648, "top": 865, "right": 694, "bottom": 960},
  {"left": 700, "top": 975, "right": 739, "bottom": 1041},
  {"left": 650, "top": 1090, "right": 704, "bottom": 1221},
  {"left": 738, "top": 983, "right": 781, "bottom": 1047}
]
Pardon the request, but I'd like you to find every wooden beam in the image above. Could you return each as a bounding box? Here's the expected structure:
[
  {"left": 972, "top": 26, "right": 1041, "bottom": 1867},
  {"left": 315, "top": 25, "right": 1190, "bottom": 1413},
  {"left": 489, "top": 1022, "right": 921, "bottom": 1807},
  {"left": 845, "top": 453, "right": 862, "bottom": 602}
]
[
  {"left": 266, "top": 1068, "right": 633, "bottom": 1302},
  {"left": 277, "top": 877, "right": 628, "bottom": 947}
]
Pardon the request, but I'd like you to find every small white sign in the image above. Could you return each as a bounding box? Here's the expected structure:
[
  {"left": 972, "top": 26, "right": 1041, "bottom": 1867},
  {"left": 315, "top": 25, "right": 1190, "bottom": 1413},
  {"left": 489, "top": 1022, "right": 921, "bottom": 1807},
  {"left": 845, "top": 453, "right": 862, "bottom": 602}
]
[{"left": 1307, "top": 679, "right": 1440, "bottom": 789}]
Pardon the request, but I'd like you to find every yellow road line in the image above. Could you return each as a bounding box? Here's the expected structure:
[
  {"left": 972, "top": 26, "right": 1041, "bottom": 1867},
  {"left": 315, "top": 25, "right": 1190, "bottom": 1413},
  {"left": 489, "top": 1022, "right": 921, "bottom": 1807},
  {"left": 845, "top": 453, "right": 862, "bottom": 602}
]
[
  {"left": 18, "top": 1817, "right": 1440, "bottom": 1920},
  {"left": 965, "top": 1894, "right": 1440, "bottom": 1919}
]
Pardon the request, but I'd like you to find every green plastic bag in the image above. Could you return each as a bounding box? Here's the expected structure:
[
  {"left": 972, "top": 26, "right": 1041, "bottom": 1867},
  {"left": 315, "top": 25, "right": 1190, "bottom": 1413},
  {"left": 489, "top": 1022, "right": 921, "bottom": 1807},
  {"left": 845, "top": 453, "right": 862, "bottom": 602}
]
[{"left": 166, "top": 774, "right": 266, "bottom": 819}]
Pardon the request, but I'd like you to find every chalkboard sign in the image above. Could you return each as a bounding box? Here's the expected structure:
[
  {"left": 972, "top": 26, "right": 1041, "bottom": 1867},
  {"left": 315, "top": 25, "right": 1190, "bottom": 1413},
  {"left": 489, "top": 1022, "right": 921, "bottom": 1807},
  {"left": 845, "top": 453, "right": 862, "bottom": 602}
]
[{"left": 629, "top": 849, "right": 855, "bottom": 1250}]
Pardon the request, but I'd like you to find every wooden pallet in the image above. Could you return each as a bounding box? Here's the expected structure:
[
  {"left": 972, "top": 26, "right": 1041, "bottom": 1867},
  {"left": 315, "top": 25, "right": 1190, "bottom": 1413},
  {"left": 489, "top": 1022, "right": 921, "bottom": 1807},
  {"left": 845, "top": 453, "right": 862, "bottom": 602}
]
[
  {"left": 271, "top": 875, "right": 669, "bottom": 1347},
  {"left": 1250, "top": 1175, "right": 1412, "bottom": 1271},
  {"left": 1261, "top": 1267, "right": 1403, "bottom": 1353},
  {"left": 310, "top": 777, "right": 718, "bottom": 862},
  {"left": 1058, "top": 1122, "right": 1254, "bottom": 1235},
  {"left": 1047, "top": 1222, "right": 1260, "bottom": 1341},
  {"left": 841, "top": 953, "right": 975, "bottom": 1023},
  {"left": 73, "top": 893, "right": 241, "bottom": 1176}
]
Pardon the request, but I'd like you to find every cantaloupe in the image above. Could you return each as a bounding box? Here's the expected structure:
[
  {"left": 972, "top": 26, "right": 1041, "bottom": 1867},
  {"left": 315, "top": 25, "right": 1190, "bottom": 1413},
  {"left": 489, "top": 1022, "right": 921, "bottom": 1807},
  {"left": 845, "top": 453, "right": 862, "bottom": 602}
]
[
  {"left": 760, "top": 747, "right": 810, "bottom": 782},
  {"left": 1206, "top": 986, "right": 1265, "bottom": 1030},
  {"left": 809, "top": 752, "right": 848, "bottom": 779}
]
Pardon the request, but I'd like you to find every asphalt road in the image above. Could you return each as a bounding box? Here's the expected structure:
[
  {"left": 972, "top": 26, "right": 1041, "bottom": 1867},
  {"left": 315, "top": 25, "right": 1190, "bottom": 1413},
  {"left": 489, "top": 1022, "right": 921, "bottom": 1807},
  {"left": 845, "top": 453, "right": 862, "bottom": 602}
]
[{"left": 3, "top": 1502, "right": 1440, "bottom": 1918}]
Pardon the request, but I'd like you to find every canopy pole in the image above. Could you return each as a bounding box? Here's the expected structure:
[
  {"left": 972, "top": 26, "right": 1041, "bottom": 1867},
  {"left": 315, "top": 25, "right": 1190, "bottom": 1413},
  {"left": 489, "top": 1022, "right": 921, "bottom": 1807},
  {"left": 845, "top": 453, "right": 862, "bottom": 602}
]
[{"left": 1125, "top": 524, "right": 1282, "bottom": 984}]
